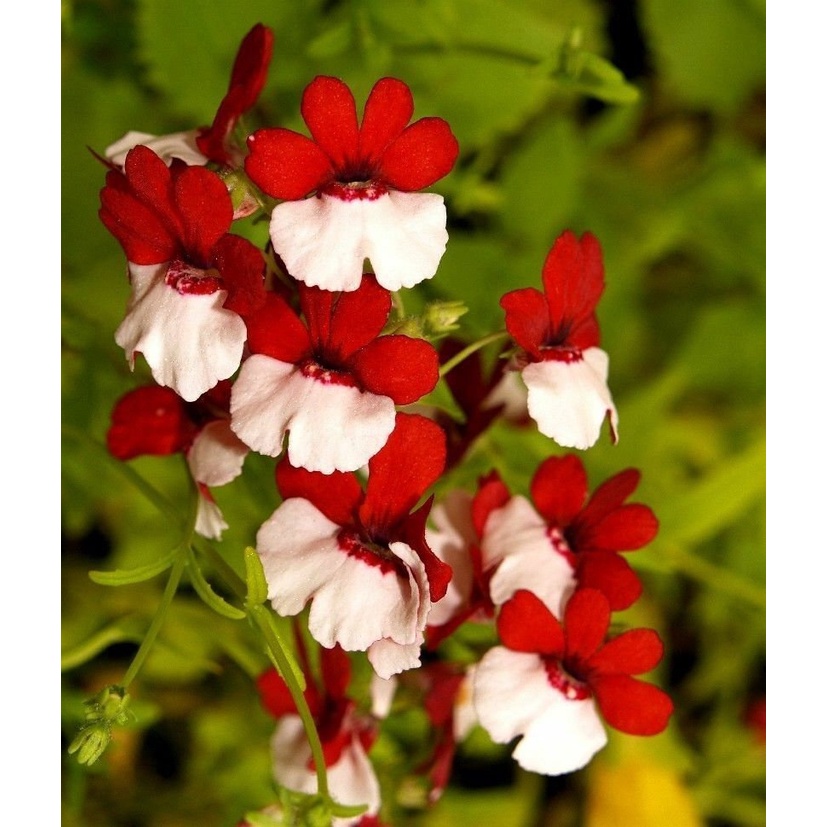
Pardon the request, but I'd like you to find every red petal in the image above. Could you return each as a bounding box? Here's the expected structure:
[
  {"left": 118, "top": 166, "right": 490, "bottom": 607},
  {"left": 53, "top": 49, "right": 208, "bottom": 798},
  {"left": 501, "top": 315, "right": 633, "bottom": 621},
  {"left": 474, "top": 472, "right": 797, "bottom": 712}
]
[
  {"left": 471, "top": 471, "right": 510, "bottom": 539},
  {"left": 227, "top": 23, "right": 274, "bottom": 111},
  {"left": 530, "top": 455, "right": 589, "bottom": 525},
  {"left": 350, "top": 336, "right": 439, "bottom": 404},
  {"left": 123, "top": 146, "right": 181, "bottom": 235},
  {"left": 500, "top": 287, "right": 549, "bottom": 358},
  {"left": 319, "top": 644, "right": 352, "bottom": 702},
  {"left": 244, "top": 292, "right": 311, "bottom": 363},
  {"left": 497, "top": 590, "right": 565, "bottom": 656},
  {"left": 542, "top": 231, "right": 605, "bottom": 340},
  {"left": 589, "top": 629, "right": 665, "bottom": 676},
  {"left": 297, "top": 283, "right": 334, "bottom": 351},
  {"left": 359, "top": 77, "right": 414, "bottom": 167},
  {"left": 360, "top": 414, "right": 446, "bottom": 535},
  {"left": 301, "top": 76, "right": 360, "bottom": 171},
  {"left": 106, "top": 385, "right": 195, "bottom": 459},
  {"left": 380, "top": 118, "right": 459, "bottom": 190},
  {"left": 575, "top": 553, "right": 642, "bottom": 611},
  {"left": 580, "top": 468, "right": 641, "bottom": 523},
  {"left": 400, "top": 497, "right": 453, "bottom": 602},
  {"left": 591, "top": 674, "right": 673, "bottom": 736},
  {"left": 563, "top": 588, "right": 611, "bottom": 662},
  {"left": 580, "top": 504, "right": 659, "bottom": 552},
  {"left": 256, "top": 668, "right": 298, "bottom": 718},
  {"left": 210, "top": 234, "right": 267, "bottom": 317},
  {"left": 245, "top": 128, "right": 332, "bottom": 200},
  {"left": 172, "top": 166, "right": 233, "bottom": 265},
  {"left": 326, "top": 275, "right": 392, "bottom": 360},
  {"left": 275, "top": 458, "right": 363, "bottom": 527}
]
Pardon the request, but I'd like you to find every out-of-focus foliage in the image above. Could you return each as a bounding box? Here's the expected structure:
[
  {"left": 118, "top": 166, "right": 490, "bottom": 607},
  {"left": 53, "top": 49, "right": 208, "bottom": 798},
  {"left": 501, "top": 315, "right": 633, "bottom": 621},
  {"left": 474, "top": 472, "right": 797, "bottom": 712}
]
[{"left": 62, "top": 0, "right": 765, "bottom": 824}]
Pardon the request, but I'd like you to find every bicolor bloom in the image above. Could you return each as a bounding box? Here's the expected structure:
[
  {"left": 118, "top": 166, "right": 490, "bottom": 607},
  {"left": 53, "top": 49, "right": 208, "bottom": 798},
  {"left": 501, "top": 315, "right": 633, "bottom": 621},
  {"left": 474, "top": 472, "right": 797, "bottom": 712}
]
[
  {"left": 245, "top": 75, "right": 459, "bottom": 292},
  {"left": 255, "top": 414, "right": 452, "bottom": 679},
  {"left": 105, "top": 24, "right": 274, "bottom": 171},
  {"left": 485, "top": 455, "right": 658, "bottom": 613},
  {"left": 99, "top": 145, "right": 267, "bottom": 401},
  {"left": 230, "top": 275, "right": 439, "bottom": 473},
  {"left": 106, "top": 382, "right": 248, "bottom": 538},
  {"left": 257, "top": 644, "right": 382, "bottom": 826},
  {"left": 425, "top": 472, "right": 509, "bottom": 647},
  {"left": 474, "top": 588, "right": 673, "bottom": 776},
  {"left": 500, "top": 230, "right": 618, "bottom": 450}
]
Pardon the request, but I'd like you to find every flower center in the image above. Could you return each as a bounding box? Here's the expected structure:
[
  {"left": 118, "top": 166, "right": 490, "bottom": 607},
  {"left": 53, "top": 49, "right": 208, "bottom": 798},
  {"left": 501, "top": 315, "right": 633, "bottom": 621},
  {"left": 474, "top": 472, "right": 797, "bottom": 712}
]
[
  {"left": 539, "top": 345, "right": 583, "bottom": 364},
  {"left": 299, "top": 360, "right": 358, "bottom": 387},
  {"left": 165, "top": 259, "right": 223, "bottom": 295},
  {"left": 544, "top": 659, "right": 591, "bottom": 701},
  {"left": 547, "top": 526, "right": 577, "bottom": 567},
  {"left": 321, "top": 180, "right": 388, "bottom": 201},
  {"left": 337, "top": 528, "right": 407, "bottom": 578}
]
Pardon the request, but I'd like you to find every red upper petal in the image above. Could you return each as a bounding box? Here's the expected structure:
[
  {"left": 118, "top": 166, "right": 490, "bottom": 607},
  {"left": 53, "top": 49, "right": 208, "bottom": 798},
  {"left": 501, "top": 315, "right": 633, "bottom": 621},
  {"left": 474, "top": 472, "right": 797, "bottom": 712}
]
[
  {"left": 301, "top": 76, "right": 360, "bottom": 171},
  {"left": 579, "top": 504, "right": 659, "bottom": 552},
  {"left": 245, "top": 128, "right": 333, "bottom": 200},
  {"left": 589, "top": 629, "right": 665, "bottom": 677},
  {"left": 350, "top": 336, "right": 439, "bottom": 404},
  {"left": 563, "top": 588, "right": 611, "bottom": 663},
  {"left": 275, "top": 458, "right": 363, "bottom": 528},
  {"left": 500, "top": 287, "right": 549, "bottom": 358},
  {"left": 106, "top": 385, "right": 196, "bottom": 459},
  {"left": 497, "top": 590, "right": 565, "bottom": 656},
  {"left": 379, "top": 118, "right": 459, "bottom": 190},
  {"left": 326, "top": 275, "right": 392, "bottom": 360},
  {"left": 579, "top": 468, "right": 641, "bottom": 524},
  {"left": 542, "top": 231, "right": 605, "bottom": 343},
  {"left": 575, "top": 552, "right": 642, "bottom": 611},
  {"left": 244, "top": 292, "right": 311, "bottom": 363},
  {"left": 471, "top": 471, "right": 511, "bottom": 539},
  {"left": 123, "top": 146, "right": 181, "bottom": 235},
  {"left": 359, "top": 77, "right": 414, "bottom": 168},
  {"left": 530, "top": 455, "right": 589, "bottom": 526},
  {"left": 319, "top": 644, "right": 352, "bottom": 702},
  {"left": 257, "top": 667, "right": 323, "bottom": 720},
  {"left": 359, "top": 414, "right": 446, "bottom": 537},
  {"left": 298, "top": 283, "right": 334, "bottom": 352},
  {"left": 591, "top": 674, "right": 673, "bottom": 736},
  {"left": 210, "top": 234, "right": 267, "bottom": 317},
  {"left": 400, "top": 497, "right": 453, "bottom": 602}
]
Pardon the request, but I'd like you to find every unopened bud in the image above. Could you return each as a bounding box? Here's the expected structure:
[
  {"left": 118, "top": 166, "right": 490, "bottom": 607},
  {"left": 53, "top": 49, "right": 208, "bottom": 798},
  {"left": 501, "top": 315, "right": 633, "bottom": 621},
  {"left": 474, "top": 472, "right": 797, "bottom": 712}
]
[
  {"left": 423, "top": 300, "right": 468, "bottom": 337},
  {"left": 68, "top": 723, "right": 111, "bottom": 766},
  {"left": 220, "top": 169, "right": 261, "bottom": 219}
]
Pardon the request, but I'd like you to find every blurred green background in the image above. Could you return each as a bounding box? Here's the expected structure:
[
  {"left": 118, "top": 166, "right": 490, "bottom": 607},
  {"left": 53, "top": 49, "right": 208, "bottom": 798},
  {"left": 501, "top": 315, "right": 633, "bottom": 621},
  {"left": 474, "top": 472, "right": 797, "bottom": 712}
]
[{"left": 61, "top": 0, "right": 765, "bottom": 824}]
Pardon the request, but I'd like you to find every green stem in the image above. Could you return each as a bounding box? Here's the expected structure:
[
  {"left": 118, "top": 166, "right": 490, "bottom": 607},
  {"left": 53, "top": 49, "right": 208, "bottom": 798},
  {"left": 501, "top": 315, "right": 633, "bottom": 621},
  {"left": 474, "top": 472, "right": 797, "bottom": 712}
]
[
  {"left": 122, "top": 543, "right": 188, "bottom": 688},
  {"left": 439, "top": 330, "right": 510, "bottom": 378},
  {"left": 250, "top": 606, "right": 330, "bottom": 800}
]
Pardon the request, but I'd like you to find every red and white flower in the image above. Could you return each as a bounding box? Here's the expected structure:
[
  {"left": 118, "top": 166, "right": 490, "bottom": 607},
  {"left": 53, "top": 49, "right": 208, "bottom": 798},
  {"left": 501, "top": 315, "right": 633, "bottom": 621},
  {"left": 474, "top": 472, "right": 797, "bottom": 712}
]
[
  {"left": 500, "top": 230, "right": 618, "bottom": 450},
  {"left": 474, "top": 588, "right": 673, "bottom": 776},
  {"left": 245, "top": 75, "right": 459, "bottom": 292},
  {"left": 99, "top": 145, "right": 266, "bottom": 401},
  {"left": 105, "top": 24, "right": 274, "bottom": 171},
  {"left": 257, "top": 644, "right": 382, "bottom": 826},
  {"left": 230, "top": 275, "right": 439, "bottom": 473},
  {"left": 255, "top": 414, "right": 451, "bottom": 679},
  {"left": 486, "top": 455, "right": 658, "bottom": 612},
  {"left": 106, "top": 382, "right": 248, "bottom": 539}
]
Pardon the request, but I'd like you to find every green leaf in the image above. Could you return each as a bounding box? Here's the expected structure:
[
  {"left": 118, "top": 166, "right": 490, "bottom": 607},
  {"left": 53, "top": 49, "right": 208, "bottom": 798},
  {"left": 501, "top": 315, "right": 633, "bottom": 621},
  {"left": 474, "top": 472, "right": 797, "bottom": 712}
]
[
  {"left": 244, "top": 546, "right": 269, "bottom": 607},
  {"left": 61, "top": 619, "right": 144, "bottom": 671},
  {"left": 187, "top": 550, "right": 246, "bottom": 620},
  {"left": 89, "top": 548, "right": 177, "bottom": 586}
]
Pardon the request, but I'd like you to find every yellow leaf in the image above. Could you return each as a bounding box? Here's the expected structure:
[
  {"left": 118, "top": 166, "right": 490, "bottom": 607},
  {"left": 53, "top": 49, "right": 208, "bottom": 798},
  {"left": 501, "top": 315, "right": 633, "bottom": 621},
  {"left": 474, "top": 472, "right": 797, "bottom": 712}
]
[{"left": 585, "top": 758, "right": 701, "bottom": 827}]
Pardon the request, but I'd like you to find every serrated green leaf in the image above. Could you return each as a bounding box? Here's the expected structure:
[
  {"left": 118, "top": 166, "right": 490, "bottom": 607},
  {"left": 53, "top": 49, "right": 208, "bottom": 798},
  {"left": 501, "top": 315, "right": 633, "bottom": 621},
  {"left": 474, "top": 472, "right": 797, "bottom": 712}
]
[{"left": 187, "top": 550, "right": 246, "bottom": 620}]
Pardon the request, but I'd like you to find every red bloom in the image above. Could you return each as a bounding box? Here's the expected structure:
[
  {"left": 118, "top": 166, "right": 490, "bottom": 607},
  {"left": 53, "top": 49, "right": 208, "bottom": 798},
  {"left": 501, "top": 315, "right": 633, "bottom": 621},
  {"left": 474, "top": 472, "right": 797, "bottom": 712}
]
[
  {"left": 529, "top": 455, "right": 659, "bottom": 609},
  {"left": 245, "top": 75, "right": 459, "bottom": 201},
  {"left": 196, "top": 23, "right": 275, "bottom": 166},
  {"left": 496, "top": 588, "right": 673, "bottom": 737}
]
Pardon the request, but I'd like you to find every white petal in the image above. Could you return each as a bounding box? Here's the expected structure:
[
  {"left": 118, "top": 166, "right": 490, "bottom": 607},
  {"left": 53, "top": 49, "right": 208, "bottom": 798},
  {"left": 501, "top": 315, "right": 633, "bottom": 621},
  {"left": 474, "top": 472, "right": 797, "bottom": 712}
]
[
  {"left": 453, "top": 667, "right": 478, "bottom": 742},
  {"left": 367, "top": 632, "right": 424, "bottom": 680},
  {"left": 194, "top": 492, "right": 228, "bottom": 540},
  {"left": 115, "top": 263, "right": 246, "bottom": 402},
  {"left": 512, "top": 692, "right": 607, "bottom": 776},
  {"left": 522, "top": 348, "right": 618, "bottom": 450},
  {"left": 105, "top": 130, "right": 208, "bottom": 167},
  {"left": 268, "top": 192, "right": 448, "bottom": 292},
  {"left": 271, "top": 717, "right": 380, "bottom": 826},
  {"left": 480, "top": 495, "right": 545, "bottom": 571},
  {"left": 370, "top": 674, "right": 398, "bottom": 719},
  {"left": 187, "top": 420, "right": 248, "bottom": 487},
  {"left": 489, "top": 549, "right": 576, "bottom": 617},
  {"left": 473, "top": 648, "right": 555, "bottom": 744},
  {"left": 426, "top": 491, "right": 476, "bottom": 627},
  {"left": 230, "top": 356, "right": 396, "bottom": 473},
  {"left": 256, "top": 498, "right": 346, "bottom": 616},
  {"left": 482, "top": 367, "right": 529, "bottom": 422}
]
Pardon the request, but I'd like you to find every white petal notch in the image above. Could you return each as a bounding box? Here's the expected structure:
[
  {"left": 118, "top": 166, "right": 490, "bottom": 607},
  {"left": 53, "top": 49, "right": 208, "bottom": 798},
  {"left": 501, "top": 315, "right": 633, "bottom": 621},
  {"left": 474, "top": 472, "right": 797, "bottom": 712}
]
[
  {"left": 115, "top": 264, "right": 247, "bottom": 403},
  {"left": 269, "top": 192, "right": 448, "bottom": 292}
]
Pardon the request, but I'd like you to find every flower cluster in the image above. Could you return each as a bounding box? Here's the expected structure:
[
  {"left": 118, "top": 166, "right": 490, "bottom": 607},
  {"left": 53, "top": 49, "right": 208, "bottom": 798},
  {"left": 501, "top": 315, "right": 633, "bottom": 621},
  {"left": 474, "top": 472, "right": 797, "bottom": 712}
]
[{"left": 97, "top": 22, "right": 672, "bottom": 824}]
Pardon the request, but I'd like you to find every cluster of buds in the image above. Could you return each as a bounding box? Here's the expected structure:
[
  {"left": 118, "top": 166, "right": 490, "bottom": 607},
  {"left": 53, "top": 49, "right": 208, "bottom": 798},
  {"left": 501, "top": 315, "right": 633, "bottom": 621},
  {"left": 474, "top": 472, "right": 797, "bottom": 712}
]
[{"left": 96, "top": 23, "right": 673, "bottom": 825}]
